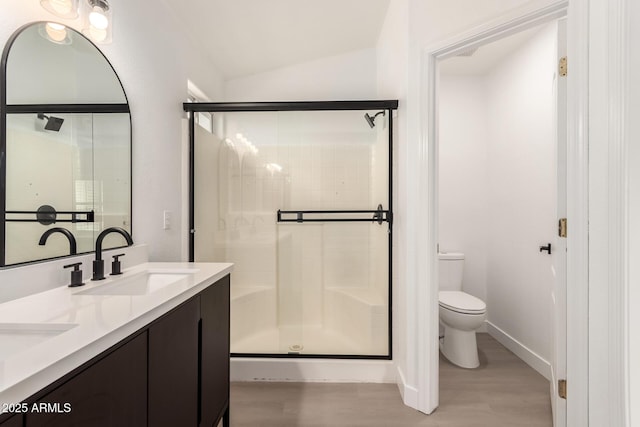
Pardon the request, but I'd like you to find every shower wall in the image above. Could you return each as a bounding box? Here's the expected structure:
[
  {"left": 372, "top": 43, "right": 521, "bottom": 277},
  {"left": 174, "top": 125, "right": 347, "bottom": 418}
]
[{"left": 194, "top": 109, "right": 390, "bottom": 357}]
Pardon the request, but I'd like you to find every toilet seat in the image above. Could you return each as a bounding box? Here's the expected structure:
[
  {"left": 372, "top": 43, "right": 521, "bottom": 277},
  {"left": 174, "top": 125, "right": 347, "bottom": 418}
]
[{"left": 439, "top": 291, "right": 486, "bottom": 315}]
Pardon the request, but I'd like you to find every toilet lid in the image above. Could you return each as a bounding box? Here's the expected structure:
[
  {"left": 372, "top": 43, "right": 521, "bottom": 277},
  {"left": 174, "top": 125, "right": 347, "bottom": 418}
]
[{"left": 439, "top": 291, "right": 486, "bottom": 314}]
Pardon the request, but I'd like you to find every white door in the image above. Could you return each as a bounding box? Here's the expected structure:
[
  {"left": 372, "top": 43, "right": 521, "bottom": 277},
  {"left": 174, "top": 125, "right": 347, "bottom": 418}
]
[{"left": 550, "top": 17, "right": 567, "bottom": 427}]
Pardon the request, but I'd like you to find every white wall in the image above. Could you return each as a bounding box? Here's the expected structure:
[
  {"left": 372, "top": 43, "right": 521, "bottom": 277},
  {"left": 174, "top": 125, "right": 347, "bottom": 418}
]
[
  {"left": 108, "top": 0, "right": 224, "bottom": 262},
  {"left": 409, "top": 0, "right": 538, "bottom": 45},
  {"left": 1, "top": 0, "right": 225, "bottom": 264},
  {"left": 375, "top": 0, "right": 412, "bottom": 406},
  {"left": 225, "top": 48, "right": 377, "bottom": 101},
  {"left": 438, "top": 75, "right": 488, "bottom": 303},
  {"left": 627, "top": 0, "right": 640, "bottom": 421}
]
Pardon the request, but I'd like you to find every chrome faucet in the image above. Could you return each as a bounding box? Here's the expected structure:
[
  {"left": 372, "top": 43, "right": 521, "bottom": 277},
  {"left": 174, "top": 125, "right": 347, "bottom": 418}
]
[
  {"left": 39, "top": 227, "right": 77, "bottom": 255},
  {"left": 92, "top": 227, "right": 133, "bottom": 280}
]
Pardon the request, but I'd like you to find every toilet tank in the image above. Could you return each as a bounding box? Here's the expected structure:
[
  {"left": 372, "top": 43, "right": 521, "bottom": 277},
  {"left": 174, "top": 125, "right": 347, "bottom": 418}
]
[{"left": 438, "top": 252, "right": 464, "bottom": 291}]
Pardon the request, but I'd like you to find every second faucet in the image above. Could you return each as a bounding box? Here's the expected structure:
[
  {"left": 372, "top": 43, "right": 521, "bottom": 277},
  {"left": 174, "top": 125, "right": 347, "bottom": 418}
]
[{"left": 92, "top": 227, "right": 133, "bottom": 280}]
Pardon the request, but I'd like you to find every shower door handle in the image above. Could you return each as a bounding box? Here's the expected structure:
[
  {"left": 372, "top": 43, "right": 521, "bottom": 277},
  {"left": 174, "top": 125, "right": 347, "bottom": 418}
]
[
  {"left": 277, "top": 205, "right": 390, "bottom": 224},
  {"left": 372, "top": 204, "right": 385, "bottom": 224}
]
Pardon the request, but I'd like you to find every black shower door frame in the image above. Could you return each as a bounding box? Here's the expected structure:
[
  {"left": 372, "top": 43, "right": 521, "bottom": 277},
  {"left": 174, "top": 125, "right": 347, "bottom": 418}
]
[{"left": 183, "top": 100, "right": 398, "bottom": 360}]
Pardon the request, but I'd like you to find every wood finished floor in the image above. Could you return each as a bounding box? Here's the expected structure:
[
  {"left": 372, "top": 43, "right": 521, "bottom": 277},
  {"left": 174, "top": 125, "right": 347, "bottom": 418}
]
[{"left": 228, "top": 334, "right": 552, "bottom": 426}]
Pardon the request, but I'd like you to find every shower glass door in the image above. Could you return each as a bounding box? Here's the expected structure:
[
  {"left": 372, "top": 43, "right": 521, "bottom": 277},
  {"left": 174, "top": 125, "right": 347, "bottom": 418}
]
[{"left": 191, "top": 102, "right": 395, "bottom": 358}]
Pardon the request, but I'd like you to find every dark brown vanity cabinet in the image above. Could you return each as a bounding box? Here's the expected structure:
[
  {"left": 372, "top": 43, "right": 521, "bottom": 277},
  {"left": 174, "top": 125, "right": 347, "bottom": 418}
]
[
  {"left": 27, "top": 332, "right": 148, "bottom": 427},
  {"left": 0, "top": 415, "right": 22, "bottom": 427},
  {"left": 0, "top": 275, "right": 230, "bottom": 427},
  {"left": 149, "top": 297, "right": 200, "bottom": 427},
  {"left": 200, "top": 275, "right": 230, "bottom": 427}
]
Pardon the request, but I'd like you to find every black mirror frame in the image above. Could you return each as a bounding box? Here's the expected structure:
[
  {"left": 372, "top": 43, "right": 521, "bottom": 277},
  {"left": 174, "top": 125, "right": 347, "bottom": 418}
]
[{"left": 0, "top": 21, "right": 132, "bottom": 267}]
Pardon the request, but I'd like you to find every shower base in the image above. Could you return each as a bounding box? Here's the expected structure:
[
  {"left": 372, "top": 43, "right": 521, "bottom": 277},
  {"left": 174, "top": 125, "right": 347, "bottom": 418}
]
[{"left": 231, "top": 325, "right": 380, "bottom": 356}]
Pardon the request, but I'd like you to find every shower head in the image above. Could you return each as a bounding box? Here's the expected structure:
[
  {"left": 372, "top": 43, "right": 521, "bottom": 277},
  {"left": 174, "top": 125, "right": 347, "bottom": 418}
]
[
  {"left": 364, "top": 111, "right": 385, "bottom": 128},
  {"left": 37, "top": 113, "right": 64, "bottom": 132}
]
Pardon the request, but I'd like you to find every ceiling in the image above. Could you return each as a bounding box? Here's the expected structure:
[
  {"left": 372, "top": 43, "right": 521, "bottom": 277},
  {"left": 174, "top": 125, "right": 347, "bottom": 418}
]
[
  {"left": 162, "top": 0, "right": 391, "bottom": 79},
  {"left": 439, "top": 24, "right": 544, "bottom": 76}
]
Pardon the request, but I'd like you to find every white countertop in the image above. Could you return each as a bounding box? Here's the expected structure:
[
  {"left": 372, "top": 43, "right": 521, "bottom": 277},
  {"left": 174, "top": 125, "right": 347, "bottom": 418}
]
[{"left": 0, "top": 262, "right": 233, "bottom": 406}]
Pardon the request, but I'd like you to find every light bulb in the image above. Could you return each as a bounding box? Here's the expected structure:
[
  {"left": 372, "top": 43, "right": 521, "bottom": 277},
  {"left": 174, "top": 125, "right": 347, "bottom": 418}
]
[
  {"left": 89, "top": 25, "right": 107, "bottom": 42},
  {"left": 266, "top": 163, "right": 283, "bottom": 173},
  {"left": 45, "top": 22, "right": 67, "bottom": 43},
  {"left": 51, "top": 0, "right": 72, "bottom": 14},
  {"left": 40, "top": 0, "right": 78, "bottom": 19},
  {"left": 89, "top": 6, "right": 109, "bottom": 30},
  {"left": 81, "top": 0, "right": 112, "bottom": 43}
]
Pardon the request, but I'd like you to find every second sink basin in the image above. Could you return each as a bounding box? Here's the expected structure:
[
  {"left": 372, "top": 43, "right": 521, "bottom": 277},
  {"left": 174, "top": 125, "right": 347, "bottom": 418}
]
[
  {"left": 0, "top": 323, "right": 78, "bottom": 362},
  {"left": 76, "top": 269, "right": 199, "bottom": 296}
]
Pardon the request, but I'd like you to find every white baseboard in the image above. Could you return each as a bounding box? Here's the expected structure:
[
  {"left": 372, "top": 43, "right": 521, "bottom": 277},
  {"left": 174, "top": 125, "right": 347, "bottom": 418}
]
[
  {"left": 231, "top": 358, "right": 396, "bottom": 383},
  {"left": 396, "top": 366, "right": 419, "bottom": 409},
  {"left": 486, "top": 321, "right": 552, "bottom": 380}
]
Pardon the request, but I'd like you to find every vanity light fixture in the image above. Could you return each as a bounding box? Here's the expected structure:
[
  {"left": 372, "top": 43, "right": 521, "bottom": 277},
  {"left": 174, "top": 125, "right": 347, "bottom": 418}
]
[
  {"left": 82, "top": 0, "right": 112, "bottom": 43},
  {"left": 40, "top": 0, "right": 114, "bottom": 43},
  {"left": 39, "top": 22, "right": 72, "bottom": 44},
  {"left": 40, "top": 0, "right": 79, "bottom": 19},
  {"left": 45, "top": 22, "right": 67, "bottom": 42}
]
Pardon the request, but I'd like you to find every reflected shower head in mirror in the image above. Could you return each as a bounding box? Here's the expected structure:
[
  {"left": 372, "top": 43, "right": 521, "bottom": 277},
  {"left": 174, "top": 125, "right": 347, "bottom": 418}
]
[
  {"left": 37, "top": 113, "right": 64, "bottom": 131},
  {"left": 364, "top": 111, "right": 385, "bottom": 128}
]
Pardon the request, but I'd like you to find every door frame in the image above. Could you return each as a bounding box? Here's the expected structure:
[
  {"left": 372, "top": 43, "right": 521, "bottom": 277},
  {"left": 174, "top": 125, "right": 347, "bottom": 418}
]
[
  {"left": 551, "top": 17, "right": 568, "bottom": 426},
  {"left": 414, "top": 0, "right": 591, "bottom": 423}
]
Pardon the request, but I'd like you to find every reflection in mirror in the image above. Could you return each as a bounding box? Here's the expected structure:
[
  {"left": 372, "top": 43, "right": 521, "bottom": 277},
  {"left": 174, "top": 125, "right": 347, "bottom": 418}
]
[
  {"left": 7, "top": 22, "right": 125, "bottom": 104},
  {"left": 1, "top": 22, "right": 131, "bottom": 266}
]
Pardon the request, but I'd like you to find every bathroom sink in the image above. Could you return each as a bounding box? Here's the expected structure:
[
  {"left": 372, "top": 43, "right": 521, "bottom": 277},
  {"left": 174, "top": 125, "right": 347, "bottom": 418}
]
[
  {"left": 146, "top": 268, "right": 200, "bottom": 275},
  {"left": 0, "top": 323, "right": 78, "bottom": 362},
  {"left": 75, "top": 269, "right": 199, "bottom": 296}
]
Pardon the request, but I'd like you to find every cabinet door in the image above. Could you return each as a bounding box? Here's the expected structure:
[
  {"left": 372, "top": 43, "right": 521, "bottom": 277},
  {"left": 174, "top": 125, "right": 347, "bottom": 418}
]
[
  {"left": 149, "top": 297, "right": 200, "bottom": 427},
  {"left": 200, "top": 275, "right": 230, "bottom": 427},
  {"left": 27, "top": 332, "right": 147, "bottom": 427},
  {"left": 0, "top": 415, "right": 22, "bottom": 427}
]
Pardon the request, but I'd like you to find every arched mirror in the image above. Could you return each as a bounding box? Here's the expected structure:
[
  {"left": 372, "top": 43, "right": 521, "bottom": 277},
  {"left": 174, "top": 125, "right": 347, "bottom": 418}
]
[{"left": 0, "top": 22, "right": 131, "bottom": 266}]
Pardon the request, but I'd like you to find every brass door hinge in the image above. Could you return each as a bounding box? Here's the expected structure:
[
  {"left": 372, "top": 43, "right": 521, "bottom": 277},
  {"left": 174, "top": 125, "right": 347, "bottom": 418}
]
[
  {"left": 558, "top": 379, "right": 567, "bottom": 399},
  {"left": 559, "top": 57, "right": 568, "bottom": 77},
  {"left": 559, "top": 218, "right": 567, "bottom": 238}
]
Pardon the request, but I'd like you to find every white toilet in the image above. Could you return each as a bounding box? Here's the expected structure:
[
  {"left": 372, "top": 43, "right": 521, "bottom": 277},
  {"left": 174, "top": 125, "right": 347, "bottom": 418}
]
[{"left": 438, "top": 252, "right": 486, "bottom": 368}]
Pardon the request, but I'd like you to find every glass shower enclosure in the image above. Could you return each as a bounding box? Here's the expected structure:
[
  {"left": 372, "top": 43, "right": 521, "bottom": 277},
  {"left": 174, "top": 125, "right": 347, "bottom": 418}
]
[{"left": 185, "top": 101, "right": 397, "bottom": 358}]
